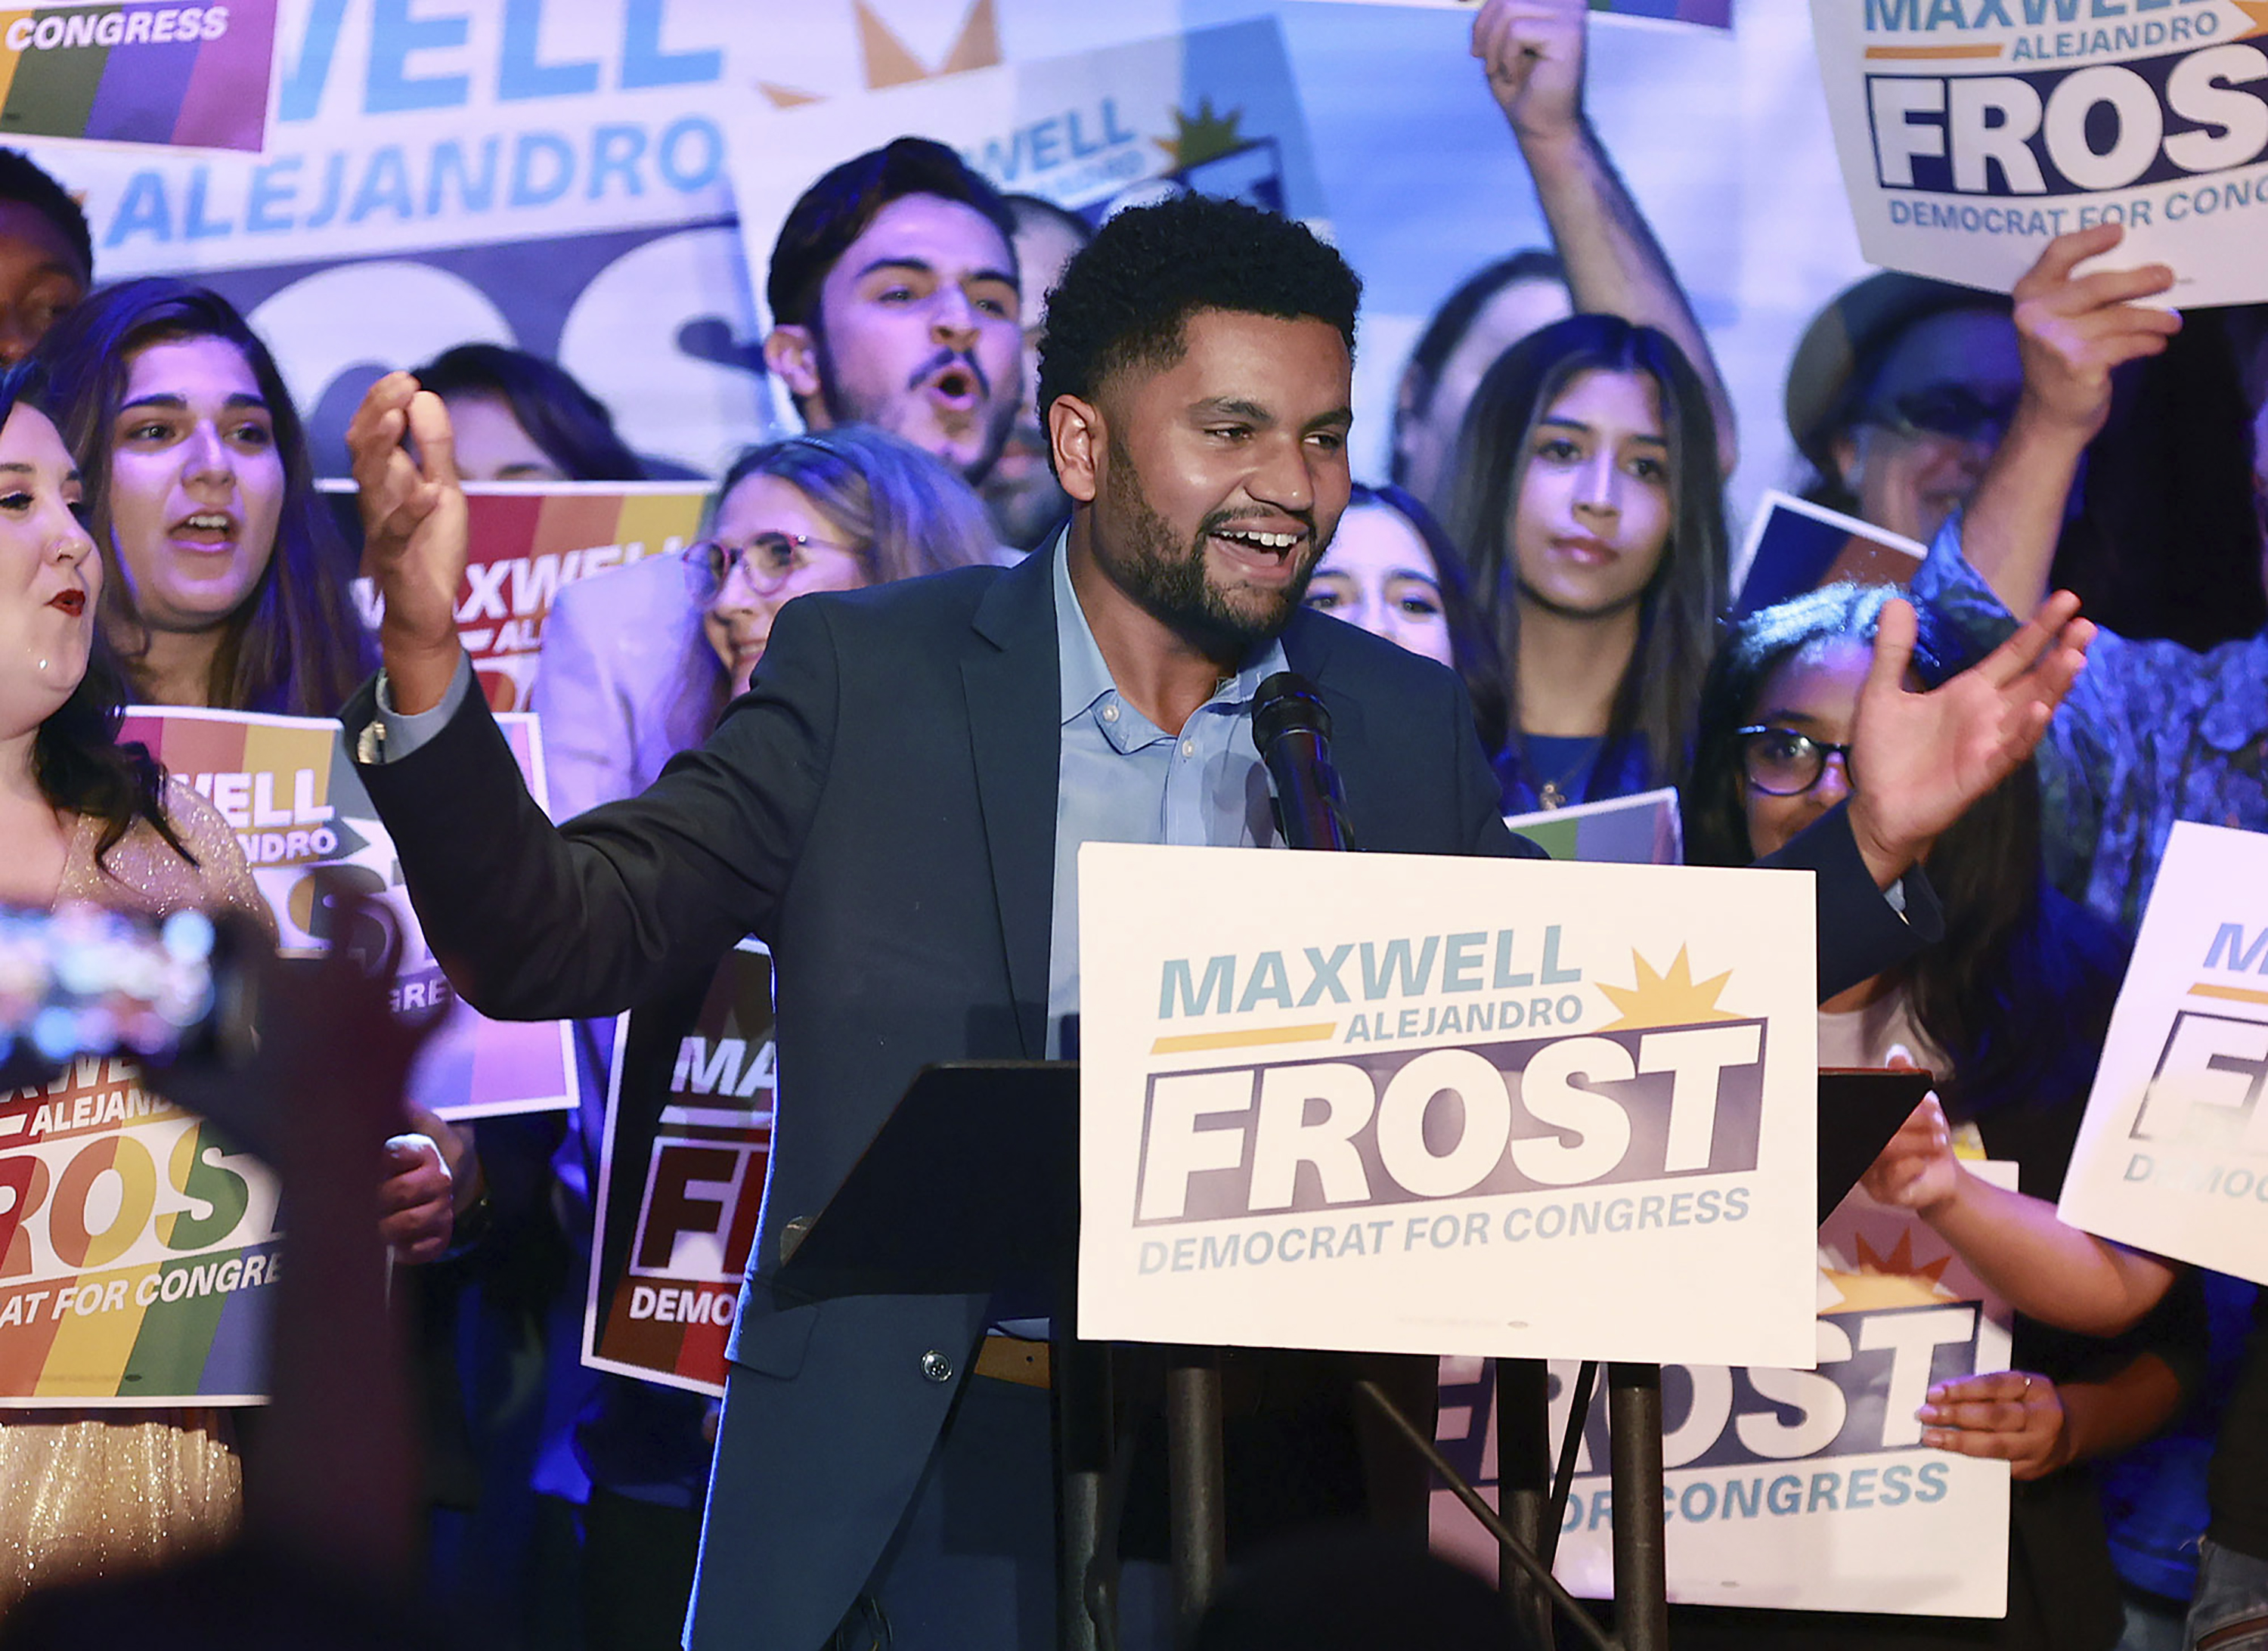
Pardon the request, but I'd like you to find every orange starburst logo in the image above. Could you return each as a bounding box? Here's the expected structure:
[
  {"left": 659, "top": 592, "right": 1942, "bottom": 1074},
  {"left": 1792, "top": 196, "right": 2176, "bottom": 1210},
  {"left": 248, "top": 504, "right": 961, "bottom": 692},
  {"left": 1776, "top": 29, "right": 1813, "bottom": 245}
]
[
  {"left": 1820, "top": 1228, "right": 1958, "bottom": 1314},
  {"left": 1596, "top": 947, "right": 1736, "bottom": 1031}
]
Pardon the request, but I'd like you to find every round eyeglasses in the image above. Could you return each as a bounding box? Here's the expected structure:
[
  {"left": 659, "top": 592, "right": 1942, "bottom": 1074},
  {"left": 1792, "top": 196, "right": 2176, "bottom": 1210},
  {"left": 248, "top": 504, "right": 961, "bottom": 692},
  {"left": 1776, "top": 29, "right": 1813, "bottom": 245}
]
[
  {"left": 686, "top": 532, "right": 860, "bottom": 597},
  {"left": 1735, "top": 725, "right": 1857, "bottom": 798}
]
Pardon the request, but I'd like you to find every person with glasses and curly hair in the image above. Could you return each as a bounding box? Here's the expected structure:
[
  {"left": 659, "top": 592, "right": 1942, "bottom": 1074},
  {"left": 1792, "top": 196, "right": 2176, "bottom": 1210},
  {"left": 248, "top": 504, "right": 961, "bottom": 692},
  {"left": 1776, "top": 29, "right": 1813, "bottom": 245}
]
[{"left": 1681, "top": 580, "right": 2203, "bottom": 1651}]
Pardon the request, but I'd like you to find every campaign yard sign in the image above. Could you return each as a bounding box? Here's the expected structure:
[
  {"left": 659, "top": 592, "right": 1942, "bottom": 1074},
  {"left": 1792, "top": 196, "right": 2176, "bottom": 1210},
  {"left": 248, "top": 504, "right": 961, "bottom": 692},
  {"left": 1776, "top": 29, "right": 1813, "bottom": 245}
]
[
  {"left": 1506, "top": 787, "right": 1684, "bottom": 866},
  {"left": 1811, "top": 0, "right": 2268, "bottom": 306},
  {"left": 1732, "top": 492, "right": 1928, "bottom": 621},
  {"left": 1077, "top": 844, "right": 1820, "bottom": 1367},
  {"left": 0, "top": 2, "right": 277, "bottom": 152},
  {"left": 0, "top": 1053, "right": 280, "bottom": 1405},
  {"left": 118, "top": 706, "right": 575, "bottom": 1120},
  {"left": 327, "top": 480, "right": 711, "bottom": 714},
  {"left": 1434, "top": 1174, "right": 2016, "bottom": 1615},
  {"left": 584, "top": 941, "right": 774, "bottom": 1396},
  {"left": 2059, "top": 822, "right": 2268, "bottom": 1283}
]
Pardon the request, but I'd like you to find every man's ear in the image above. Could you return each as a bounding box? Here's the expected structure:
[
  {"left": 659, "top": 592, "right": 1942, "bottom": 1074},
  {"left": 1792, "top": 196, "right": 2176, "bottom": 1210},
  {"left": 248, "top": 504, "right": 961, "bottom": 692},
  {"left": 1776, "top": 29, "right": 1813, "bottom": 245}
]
[
  {"left": 1049, "top": 393, "right": 1104, "bottom": 505},
  {"left": 1830, "top": 429, "right": 1864, "bottom": 495},
  {"left": 765, "top": 325, "right": 824, "bottom": 410}
]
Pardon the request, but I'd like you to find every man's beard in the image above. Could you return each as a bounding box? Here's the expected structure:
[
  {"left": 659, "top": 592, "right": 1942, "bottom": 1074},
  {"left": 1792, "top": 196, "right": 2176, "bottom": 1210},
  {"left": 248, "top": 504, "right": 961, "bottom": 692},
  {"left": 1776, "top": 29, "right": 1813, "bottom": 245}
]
[
  {"left": 812, "top": 325, "right": 1017, "bottom": 488},
  {"left": 1098, "top": 431, "right": 1318, "bottom": 658}
]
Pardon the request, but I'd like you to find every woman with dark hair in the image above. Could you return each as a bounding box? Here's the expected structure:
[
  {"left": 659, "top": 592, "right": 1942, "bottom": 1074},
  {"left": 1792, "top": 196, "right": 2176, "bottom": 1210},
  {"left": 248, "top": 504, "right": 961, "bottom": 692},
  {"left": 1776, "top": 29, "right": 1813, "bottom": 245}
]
[
  {"left": 409, "top": 343, "right": 646, "bottom": 483},
  {"left": 0, "top": 358, "right": 269, "bottom": 1609},
  {"left": 32, "top": 278, "right": 372, "bottom": 716},
  {"left": 1678, "top": 581, "right": 2199, "bottom": 1651},
  {"left": 1442, "top": 312, "right": 1727, "bottom": 810},
  {"left": 1303, "top": 482, "right": 1507, "bottom": 757},
  {"left": 29, "top": 282, "right": 460, "bottom": 1251}
]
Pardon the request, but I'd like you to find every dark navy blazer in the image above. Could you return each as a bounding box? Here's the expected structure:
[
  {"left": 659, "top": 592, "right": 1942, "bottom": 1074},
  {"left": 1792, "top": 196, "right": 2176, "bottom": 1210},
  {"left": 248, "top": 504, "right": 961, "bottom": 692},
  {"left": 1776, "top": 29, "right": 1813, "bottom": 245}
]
[{"left": 345, "top": 544, "right": 1938, "bottom": 1649}]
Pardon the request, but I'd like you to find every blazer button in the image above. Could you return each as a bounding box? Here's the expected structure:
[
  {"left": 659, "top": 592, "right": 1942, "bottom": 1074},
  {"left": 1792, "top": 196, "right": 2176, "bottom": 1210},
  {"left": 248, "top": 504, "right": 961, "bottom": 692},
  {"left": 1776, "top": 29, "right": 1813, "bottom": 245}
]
[{"left": 919, "top": 1349, "right": 953, "bottom": 1384}]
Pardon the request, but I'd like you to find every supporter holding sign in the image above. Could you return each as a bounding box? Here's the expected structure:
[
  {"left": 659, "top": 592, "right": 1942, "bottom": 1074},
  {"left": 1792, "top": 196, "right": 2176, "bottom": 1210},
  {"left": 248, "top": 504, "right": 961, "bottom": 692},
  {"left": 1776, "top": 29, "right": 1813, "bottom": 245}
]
[
  {"left": 1677, "top": 583, "right": 2201, "bottom": 1650},
  {"left": 1811, "top": 0, "right": 2268, "bottom": 308},
  {"left": 30, "top": 279, "right": 469, "bottom": 1256},
  {"left": 0, "top": 358, "right": 273, "bottom": 1609}
]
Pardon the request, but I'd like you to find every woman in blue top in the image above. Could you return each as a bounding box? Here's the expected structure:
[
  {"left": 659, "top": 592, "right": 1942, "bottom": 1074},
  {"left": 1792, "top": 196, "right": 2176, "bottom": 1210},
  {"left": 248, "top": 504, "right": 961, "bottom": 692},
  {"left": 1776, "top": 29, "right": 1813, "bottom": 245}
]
[{"left": 1439, "top": 314, "right": 1727, "bottom": 811}]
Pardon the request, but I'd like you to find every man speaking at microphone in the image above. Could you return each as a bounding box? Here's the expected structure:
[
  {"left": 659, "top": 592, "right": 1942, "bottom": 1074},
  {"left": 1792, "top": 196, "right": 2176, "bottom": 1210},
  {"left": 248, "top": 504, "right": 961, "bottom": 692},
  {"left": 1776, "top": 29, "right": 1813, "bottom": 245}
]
[{"left": 341, "top": 193, "right": 2089, "bottom": 1651}]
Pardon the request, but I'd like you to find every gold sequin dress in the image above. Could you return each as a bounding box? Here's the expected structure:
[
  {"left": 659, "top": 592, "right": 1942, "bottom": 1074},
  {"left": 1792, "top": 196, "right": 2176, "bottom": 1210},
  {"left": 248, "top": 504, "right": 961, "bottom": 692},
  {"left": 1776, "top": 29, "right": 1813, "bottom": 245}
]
[{"left": 0, "top": 780, "right": 269, "bottom": 1613}]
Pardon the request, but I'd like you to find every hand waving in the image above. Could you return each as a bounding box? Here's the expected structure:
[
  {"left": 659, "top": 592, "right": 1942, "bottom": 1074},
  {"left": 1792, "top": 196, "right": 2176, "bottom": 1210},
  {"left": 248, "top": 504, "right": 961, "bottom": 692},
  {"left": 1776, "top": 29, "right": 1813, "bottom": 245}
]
[
  {"left": 1844, "top": 593, "right": 2091, "bottom": 886},
  {"left": 346, "top": 372, "right": 467, "bottom": 714}
]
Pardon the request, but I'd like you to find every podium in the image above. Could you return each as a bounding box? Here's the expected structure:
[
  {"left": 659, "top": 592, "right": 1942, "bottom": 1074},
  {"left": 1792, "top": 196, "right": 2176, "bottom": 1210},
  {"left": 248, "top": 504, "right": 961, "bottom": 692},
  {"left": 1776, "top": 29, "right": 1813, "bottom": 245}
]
[{"left": 775, "top": 1057, "right": 1930, "bottom": 1651}]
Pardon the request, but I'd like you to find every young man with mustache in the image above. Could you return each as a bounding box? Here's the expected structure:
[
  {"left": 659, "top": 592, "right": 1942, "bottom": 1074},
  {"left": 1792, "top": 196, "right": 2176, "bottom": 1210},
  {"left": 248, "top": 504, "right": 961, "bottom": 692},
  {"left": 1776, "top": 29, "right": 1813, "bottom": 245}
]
[{"left": 344, "top": 194, "right": 2090, "bottom": 1650}]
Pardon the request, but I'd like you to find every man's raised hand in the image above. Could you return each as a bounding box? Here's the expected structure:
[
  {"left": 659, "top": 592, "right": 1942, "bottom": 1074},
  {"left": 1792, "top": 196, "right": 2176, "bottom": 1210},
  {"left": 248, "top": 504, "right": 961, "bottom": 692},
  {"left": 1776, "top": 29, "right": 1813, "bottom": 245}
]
[
  {"left": 1844, "top": 592, "right": 2090, "bottom": 888},
  {"left": 2009, "top": 224, "right": 2180, "bottom": 447},
  {"left": 347, "top": 372, "right": 467, "bottom": 714}
]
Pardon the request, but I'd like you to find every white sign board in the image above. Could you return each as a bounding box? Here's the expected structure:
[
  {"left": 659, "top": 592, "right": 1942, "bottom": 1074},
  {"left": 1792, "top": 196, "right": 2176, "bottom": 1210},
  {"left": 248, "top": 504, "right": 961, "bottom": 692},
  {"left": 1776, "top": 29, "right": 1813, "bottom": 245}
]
[
  {"left": 1076, "top": 844, "right": 1820, "bottom": 1367},
  {"left": 1810, "top": 0, "right": 2268, "bottom": 307},
  {"left": 2059, "top": 822, "right": 2268, "bottom": 1284},
  {"left": 1435, "top": 1172, "right": 2015, "bottom": 1616}
]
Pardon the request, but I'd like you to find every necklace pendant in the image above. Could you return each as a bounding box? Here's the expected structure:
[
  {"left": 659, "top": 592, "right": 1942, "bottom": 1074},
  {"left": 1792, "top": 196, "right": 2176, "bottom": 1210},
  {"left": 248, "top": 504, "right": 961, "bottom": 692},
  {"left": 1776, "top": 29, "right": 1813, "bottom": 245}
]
[{"left": 1538, "top": 781, "right": 1565, "bottom": 810}]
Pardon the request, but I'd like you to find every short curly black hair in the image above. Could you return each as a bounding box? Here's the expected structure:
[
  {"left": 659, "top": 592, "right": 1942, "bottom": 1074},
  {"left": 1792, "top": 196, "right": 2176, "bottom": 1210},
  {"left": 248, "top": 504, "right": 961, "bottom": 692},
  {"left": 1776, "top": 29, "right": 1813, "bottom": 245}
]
[
  {"left": 0, "top": 149, "right": 90, "bottom": 280},
  {"left": 1037, "top": 194, "right": 1359, "bottom": 427}
]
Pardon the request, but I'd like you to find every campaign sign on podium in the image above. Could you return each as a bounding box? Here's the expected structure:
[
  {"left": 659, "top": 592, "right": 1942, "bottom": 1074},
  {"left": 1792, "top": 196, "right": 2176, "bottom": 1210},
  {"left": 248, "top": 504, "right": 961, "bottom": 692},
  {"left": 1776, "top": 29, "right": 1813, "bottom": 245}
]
[
  {"left": 2059, "top": 822, "right": 2268, "bottom": 1285},
  {"left": 1076, "top": 844, "right": 1820, "bottom": 1366}
]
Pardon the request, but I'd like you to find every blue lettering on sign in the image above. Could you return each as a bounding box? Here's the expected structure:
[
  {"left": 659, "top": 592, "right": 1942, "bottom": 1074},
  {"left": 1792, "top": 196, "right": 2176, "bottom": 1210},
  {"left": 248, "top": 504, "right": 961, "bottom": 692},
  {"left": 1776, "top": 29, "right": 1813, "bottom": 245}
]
[
  {"left": 501, "top": 0, "right": 599, "bottom": 101},
  {"left": 366, "top": 0, "right": 472, "bottom": 116},
  {"left": 277, "top": 0, "right": 349, "bottom": 124},
  {"left": 2207, "top": 923, "right": 2268, "bottom": 974},
  {"left": 501, "top": 0, "right": 602, "bottom": 102},
  {"left": 622, "top": 0, "right": 723, "bottom": 89}
]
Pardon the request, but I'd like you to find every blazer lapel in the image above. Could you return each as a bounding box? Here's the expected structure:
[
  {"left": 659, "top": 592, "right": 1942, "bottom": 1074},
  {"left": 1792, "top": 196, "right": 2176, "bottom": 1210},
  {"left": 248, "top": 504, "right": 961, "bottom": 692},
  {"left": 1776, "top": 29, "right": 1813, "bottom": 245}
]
[
  {"left": 962, "top": 553, "right": 1061, "bottom": 1058},
  {"left": 1283, "top": 609, "right": 1368, "bottom": 782}
]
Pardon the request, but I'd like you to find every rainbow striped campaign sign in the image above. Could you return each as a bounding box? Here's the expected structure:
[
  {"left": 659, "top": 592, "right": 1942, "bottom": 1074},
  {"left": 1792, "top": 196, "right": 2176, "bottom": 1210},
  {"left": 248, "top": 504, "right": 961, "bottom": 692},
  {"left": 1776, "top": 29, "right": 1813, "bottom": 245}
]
[
  {"left": 0, "top": 1061, "right": 280, "bottom": 1405},
  {"left": 119, "top": 705, "right": 578, "bottom": 1121},
  {"left": 0, "top": 2, "right": 277, "bottom": 153},
  {"left": 333, "top": 481, "right": 711, "bottom": 714}
]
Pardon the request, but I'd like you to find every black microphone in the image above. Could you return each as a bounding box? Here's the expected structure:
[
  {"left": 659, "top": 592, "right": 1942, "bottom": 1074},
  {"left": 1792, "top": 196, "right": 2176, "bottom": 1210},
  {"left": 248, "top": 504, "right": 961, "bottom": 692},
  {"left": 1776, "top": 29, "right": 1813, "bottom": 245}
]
[{"left": 1253, "top": 671, "right": 1352, "bottom": 851}]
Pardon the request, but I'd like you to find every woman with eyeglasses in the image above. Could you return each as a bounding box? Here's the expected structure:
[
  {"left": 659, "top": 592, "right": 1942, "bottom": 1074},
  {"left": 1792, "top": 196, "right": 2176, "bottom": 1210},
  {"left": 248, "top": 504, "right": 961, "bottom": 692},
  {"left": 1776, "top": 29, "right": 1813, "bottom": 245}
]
[
  {"left": 696, "top": 429, "right": 995, "bottom": 699},
  {"left": 1676, "top": 581, "right": 2201, "bottom": 1651},
  {"left": 533, "top": 427, "right": 995, "bottom": 822}
]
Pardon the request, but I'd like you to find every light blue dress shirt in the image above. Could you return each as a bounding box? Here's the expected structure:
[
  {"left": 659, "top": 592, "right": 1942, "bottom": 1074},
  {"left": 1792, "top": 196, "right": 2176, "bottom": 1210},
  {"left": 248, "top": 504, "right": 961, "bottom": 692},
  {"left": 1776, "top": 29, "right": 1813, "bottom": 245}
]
[{"left": 1046, "top": 534, "right": 1287, "bottom": 1057}]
